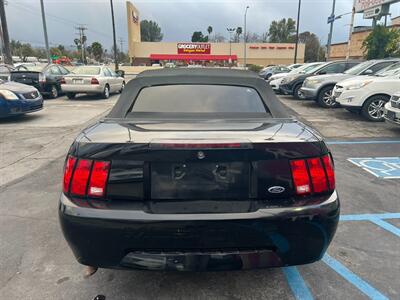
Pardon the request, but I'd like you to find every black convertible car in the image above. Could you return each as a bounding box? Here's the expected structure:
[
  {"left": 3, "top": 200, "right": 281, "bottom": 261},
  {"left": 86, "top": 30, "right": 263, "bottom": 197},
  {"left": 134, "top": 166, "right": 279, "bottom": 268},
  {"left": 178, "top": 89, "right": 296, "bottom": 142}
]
[{"left": 59, "top": 68, "right": 339, "bottom": 272}]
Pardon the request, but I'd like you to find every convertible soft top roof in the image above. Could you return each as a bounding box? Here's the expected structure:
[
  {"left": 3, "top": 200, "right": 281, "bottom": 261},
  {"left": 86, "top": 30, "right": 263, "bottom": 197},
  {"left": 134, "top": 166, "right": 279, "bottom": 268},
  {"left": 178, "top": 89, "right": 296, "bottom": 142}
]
[{"left": 107, "top": 68, "right": 290, "bottom": 119}]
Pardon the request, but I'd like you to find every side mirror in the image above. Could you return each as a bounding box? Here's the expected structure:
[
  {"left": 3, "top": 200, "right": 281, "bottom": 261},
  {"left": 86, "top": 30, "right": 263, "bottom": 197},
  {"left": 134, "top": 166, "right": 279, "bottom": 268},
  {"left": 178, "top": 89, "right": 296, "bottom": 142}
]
[
  {"left": 363, "top": 69, "right": 373, "bottom": 75},
  {"left": 115, "top": 70, "right": 125, "bottom": 78}
]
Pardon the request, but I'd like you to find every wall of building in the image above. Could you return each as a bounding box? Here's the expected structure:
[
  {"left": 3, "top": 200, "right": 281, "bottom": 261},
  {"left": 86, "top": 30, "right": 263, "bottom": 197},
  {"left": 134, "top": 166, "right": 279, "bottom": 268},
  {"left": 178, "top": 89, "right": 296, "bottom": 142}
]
[{"left": 130, "top": 42, "right": 305, "bottom": 66}]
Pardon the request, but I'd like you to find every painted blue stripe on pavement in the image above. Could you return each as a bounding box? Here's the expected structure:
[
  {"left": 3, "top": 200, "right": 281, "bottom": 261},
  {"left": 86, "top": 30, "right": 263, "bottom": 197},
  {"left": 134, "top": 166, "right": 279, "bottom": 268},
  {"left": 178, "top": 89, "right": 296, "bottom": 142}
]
[
  {"left": 327, "top": 140, "right": 400, "bottom": 145},
  {"left": 283, "top": 267, "right": 314, "bottom": 300},
  {"left": 322, "top": 254, "right": 388, "bottom": 300},
  {"left": 340, "top": 213, "right": 400, "bottom": 221},
  {"left": 369, "top": 217, "right": 400, "bottom": 238}
]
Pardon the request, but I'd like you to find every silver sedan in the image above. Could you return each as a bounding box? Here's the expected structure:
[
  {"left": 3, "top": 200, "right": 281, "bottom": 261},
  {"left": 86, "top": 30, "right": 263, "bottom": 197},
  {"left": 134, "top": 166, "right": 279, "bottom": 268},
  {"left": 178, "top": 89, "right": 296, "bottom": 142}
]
[{"left": 61, "top": 66, "right": 125, "bottom": 99}]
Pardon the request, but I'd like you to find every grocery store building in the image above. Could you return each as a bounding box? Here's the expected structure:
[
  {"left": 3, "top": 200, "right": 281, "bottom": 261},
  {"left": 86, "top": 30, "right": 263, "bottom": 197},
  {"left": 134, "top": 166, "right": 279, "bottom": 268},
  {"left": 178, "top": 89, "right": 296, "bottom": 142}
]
[{"left": 126, "top": 1, "right": 305, "bottom": 66}]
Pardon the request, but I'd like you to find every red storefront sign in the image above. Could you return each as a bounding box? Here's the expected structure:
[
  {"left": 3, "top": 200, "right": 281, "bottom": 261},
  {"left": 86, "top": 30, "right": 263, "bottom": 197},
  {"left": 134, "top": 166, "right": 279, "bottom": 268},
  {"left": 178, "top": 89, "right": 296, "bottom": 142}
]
[{"left": 177, "top": 43, "right": 211, "bottom": 54}]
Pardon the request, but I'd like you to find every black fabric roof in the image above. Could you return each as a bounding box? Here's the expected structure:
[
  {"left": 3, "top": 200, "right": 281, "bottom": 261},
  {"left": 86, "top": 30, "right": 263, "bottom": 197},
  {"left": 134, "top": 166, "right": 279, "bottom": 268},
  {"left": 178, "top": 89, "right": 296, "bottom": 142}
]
[{"left": 107, "top": 68, "right": 290, "bottom": 119}]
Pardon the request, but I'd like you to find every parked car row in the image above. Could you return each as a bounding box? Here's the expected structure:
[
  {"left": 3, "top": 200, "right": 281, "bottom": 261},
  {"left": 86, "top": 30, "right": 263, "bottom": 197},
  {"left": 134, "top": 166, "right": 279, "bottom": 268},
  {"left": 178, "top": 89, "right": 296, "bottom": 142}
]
[
  {"left": 0, "top": 64, "right": 125, "bottom": 118},
  {"left": 267, "top": 59, "right": 400, "bottom": 124}
]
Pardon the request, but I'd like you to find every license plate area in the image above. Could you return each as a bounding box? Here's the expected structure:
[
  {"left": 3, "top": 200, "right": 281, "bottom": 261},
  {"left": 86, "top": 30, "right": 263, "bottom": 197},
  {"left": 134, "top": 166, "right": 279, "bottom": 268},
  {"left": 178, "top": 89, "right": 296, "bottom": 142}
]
[
  {"left": 151, "top": 162, "right": 250, "bottom": 200},
  {"left": 73, "top": 79, "right": 84, "bottom": 84}
]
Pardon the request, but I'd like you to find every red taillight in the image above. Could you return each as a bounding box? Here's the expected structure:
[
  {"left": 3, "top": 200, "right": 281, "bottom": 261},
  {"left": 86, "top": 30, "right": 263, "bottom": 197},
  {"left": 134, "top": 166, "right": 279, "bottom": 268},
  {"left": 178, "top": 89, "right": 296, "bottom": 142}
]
[
  {"left": 290, "top": 159, "right": 311, "bottom": 195},
  {"left": 63, "top": 156, "right": 111, "bottom": 198},
  {"left": 60, "top": 77, "right": 66, "bottom": 84},
  {"left": 307, "top": 157, "right": 328, "bottom": 193},
  {"left": 70, "top": 159, "right": 93, "bottom": 196},
  {"left": 322, "top": 155, "right": 335, "bottom": 190},
  {"left": 290, "top": 154, "right": 335, "bottom": 196},
  {"left": 88, "top": 161, "right": 110, "bottom": 197},
  {"left": 91, "top": 77, "right": 99, "bottom": 85},
  {"left": 63, "top": 156, "right": 77, "bottom": 193}
]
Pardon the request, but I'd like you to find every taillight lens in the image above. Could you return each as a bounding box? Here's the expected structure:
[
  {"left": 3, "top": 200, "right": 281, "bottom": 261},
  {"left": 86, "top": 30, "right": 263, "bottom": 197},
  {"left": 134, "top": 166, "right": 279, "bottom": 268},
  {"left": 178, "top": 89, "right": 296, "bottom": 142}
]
[
  {"left": 70, "top": 159, "right": 93, "bottom": 196},
  {"left": 63, "top": 156, "right": 77, "bottom": 194},
  {"left": 60, "top": 77, "right": 66, "bottom": 84},
  {"left": 91, "top": 77, "right": 99, "bottom": 84},
  {"left": 307, "top": 157, "right": 328, "bottom": 193},
  {"left": 290, "top": 159, "right": 311, "bottom": 195},
  {"left": 88, "top": 161, "right": 110, "bottom": 197},
  {"left": 63, "top": 156, "right": 111, "bottom": 199},
  {"left": 322, "top": 155, "right": 335, "bottom": 190},
  {"left": 290, "top": 154, "right": 335, "bottom": 196}
]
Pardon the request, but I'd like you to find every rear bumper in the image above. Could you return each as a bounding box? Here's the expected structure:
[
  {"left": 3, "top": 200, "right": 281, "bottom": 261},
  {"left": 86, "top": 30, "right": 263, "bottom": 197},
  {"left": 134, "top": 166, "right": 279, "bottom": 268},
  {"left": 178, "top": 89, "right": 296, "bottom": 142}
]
[
  {"left": 59, "top": 192, "right": 340, "bottom": 271},
  {"left": 61, "top": 84, "right": 104, "bottom": 94}
]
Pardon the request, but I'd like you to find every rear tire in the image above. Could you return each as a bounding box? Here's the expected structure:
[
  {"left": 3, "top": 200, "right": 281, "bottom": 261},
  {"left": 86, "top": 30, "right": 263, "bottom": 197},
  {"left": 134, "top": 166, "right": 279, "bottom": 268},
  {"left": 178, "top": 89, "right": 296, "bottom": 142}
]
[
  {"left": 293, "top": 84, "right": 303, "bottom": 100},
  {"left": 102, "top": 85, "right": 110, "bottom": 99},
  {"left": 49, "top": 85, "right": 58, "bottom": 99},
  {"left": 317, "top": 86, "right": 339, "bottom": 108},
  {"left": 361, "top": 95, "right": 389, "bottom": 122},
  {"left": 66, "top": 93, "right": 76, "bottom": 100}
]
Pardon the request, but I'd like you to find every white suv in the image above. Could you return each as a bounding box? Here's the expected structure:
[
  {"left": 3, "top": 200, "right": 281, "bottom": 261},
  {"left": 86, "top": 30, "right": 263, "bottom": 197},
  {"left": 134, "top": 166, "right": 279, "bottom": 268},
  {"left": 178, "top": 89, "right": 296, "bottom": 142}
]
[
  {"left": 334, "top": 63, "right": 400, "bottom": 121},
  {"left": 384, "top": 93, "right": 400, "bottom": 125}
]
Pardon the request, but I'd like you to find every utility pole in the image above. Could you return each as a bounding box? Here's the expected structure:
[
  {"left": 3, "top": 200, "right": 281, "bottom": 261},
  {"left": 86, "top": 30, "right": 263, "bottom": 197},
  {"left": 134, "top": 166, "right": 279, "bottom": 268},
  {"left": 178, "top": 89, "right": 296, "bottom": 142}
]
[
  {"left": 0, "top": 0, "right": 12, "bottom": 65},
  {"left": 40, "top": 0, "right": 51, "bottom": 63},
  {"left": 75, "top": 25, "right": 87, "bottom": 64},
  {"left": 294, "top": 0, "right": 301, "bottom": 63},
  {"left": 346, "top": 0, "right": 356, "bottom": 59},
  {"left": 326, "top": 0, "right": 336, "bottom": 60},
  {"left": 110, "top": 0, "right": 118, "bottom": 71},
  {"left": 243, "top": 6, "right": 249, "bottom": 69}
]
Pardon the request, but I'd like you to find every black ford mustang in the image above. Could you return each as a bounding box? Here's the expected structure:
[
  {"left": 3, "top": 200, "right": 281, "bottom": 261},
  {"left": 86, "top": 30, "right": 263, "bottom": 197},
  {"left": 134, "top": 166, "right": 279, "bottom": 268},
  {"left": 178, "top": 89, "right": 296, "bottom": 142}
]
[{"left": 59, "top": 68, "right": 339, "bottom": 272}]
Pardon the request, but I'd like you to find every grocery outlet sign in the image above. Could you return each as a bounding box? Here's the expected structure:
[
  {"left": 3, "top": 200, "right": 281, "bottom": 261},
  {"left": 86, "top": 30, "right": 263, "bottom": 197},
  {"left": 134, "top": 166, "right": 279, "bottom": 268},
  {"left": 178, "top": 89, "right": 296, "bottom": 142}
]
[
  {"left": 354, "top": 0, "right": 398, "bottom": 13},
  {"left": 177, "top": 43, "right": 211, "bottom": 54}
]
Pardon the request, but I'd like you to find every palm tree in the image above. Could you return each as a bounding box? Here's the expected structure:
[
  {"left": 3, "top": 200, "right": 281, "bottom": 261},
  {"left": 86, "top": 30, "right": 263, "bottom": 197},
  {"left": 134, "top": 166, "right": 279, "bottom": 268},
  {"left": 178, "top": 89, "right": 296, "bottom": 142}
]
[{"left": 267, "top": 18, "right": 296, "bottom": 43}]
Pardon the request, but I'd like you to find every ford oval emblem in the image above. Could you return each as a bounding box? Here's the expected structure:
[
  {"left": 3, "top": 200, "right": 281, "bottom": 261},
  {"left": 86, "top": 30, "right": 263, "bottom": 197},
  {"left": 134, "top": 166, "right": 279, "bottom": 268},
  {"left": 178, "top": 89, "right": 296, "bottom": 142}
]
[
  {"left": 197, "top": 151, "right": 205, "bottom": 160},
  {"left": 268, "top": 186, "right": 285, "bottom": 194}
]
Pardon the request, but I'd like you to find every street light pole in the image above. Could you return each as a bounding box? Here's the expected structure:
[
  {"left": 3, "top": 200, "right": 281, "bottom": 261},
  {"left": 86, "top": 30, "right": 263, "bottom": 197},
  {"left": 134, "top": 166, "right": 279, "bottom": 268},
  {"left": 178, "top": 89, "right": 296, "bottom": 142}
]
[
  {"left": 294, "top": 0, "right": 301, "bottom": 63},
  {"left": 326, "top": 0, "right": 336, "bottom": 60},
  {"left": 110, "top": 0, "right": 118, "bottom": 71},
  {"left": 346, "top": 1, "right": 356, "bottom": 59},
  {"left": 39, "top": 0, "right": 51, "bottom": 63},
  {"left": 227, "top": 27, "right": 235, "bottom": 56},
  {"left": 243, "top": 6, "right": 249, "bottom": 69},
  {"left": 0, "top": 0, "right": 12, "bottom": 65}
]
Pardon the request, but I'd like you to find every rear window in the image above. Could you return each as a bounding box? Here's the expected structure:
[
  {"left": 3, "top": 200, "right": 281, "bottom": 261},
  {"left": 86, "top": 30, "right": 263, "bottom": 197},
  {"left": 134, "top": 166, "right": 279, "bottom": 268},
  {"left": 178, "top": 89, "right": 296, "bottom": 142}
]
[
  {"left": 72, "top": 66, "right": 101, "bottom": 75},
  {"left": 130, "top": 85, "right": 267, "bottom": 114}
]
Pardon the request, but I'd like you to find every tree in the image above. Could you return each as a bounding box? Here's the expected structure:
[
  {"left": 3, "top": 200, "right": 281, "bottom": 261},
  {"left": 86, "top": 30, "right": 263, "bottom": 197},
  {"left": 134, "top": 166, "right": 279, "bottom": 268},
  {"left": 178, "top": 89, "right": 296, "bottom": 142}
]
[
  {"left": 191, "top": 31, "right": 208, "bottom": 42},
  {"left": 362, "top": 25, "right": 400, "bottom": 59},
  {"left": 234, "top": 27, "right": 242, "bottom": 42},
  {"left": 140, "top": 20, "right": 163, "bottom": 42},
  {"left": 91, "top": 42, "right": 103, "bottom": 61},
  {"left": 19, "top": 43, "right": 34, "bottom": 61},
  {"left": 298, "top": 31, "right": 324, "bottom": 62},
  {"left": 268, "top": 18, "right": 296, "bottom": 43},
  {"left": 207, "top": 26, "right": 213, "bottom": 36}
]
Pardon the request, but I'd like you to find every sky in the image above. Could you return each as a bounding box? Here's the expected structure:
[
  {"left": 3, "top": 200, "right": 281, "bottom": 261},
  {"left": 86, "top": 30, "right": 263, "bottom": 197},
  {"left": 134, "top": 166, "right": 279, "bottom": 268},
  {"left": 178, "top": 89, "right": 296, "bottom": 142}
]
[{"left": 5, "top": 0, "right": 400, "bottom": 52}]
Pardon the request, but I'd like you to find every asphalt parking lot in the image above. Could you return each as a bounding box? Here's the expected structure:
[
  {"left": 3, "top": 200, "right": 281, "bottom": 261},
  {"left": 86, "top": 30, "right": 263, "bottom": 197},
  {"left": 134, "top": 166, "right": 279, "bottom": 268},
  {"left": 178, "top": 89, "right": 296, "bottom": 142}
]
[{"left": 0, "top": 92, "right": 399, "bottom": 300}]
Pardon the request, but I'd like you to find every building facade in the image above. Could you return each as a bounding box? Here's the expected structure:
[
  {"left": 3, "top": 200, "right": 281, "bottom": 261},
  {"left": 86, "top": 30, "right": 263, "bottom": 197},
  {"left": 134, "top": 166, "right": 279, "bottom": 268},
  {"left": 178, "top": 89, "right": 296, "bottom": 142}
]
[
  {"left": 330, "top": 16, "right": 400, "bottom": 60},
  {"left": 126, "top": 1, "right": 305, "bottom": 66}
]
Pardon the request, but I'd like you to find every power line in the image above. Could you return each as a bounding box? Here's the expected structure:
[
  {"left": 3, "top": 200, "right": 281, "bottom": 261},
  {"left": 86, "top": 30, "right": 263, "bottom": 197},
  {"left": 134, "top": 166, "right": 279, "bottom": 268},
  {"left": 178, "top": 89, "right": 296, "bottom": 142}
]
[{"left": 9, "top": 2, "right": 113, "bottom": 40}]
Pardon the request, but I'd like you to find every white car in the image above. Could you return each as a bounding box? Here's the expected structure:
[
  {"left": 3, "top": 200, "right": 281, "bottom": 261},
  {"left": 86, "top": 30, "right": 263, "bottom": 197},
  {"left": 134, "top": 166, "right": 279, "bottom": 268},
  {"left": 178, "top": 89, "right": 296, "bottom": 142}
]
[
  {"left": 334, "top": 63, "right": 400, "bottom": 121},
  {"left": 384, "top": 93, "right": 400, "bottom": 125},
  {"left": 61, "top": 66, "right": 125, "bottom": 99},
  {"left": 269, "top": 62, "right": 323, "bottom": 93}
]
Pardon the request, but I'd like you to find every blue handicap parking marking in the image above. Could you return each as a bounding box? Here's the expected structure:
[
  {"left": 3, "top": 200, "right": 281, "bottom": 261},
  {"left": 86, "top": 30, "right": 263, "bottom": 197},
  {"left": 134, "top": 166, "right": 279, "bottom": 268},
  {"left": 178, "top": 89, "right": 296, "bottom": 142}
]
[{"left": 348, "top": 157, "right": 400, "bottom": 179}]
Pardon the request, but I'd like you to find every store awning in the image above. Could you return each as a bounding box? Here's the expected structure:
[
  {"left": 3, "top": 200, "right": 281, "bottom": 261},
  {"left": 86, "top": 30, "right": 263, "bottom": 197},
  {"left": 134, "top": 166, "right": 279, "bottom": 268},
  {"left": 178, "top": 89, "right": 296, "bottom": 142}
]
[{"left": 149, "top": 54, "right": 237, "bottom": 61}]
